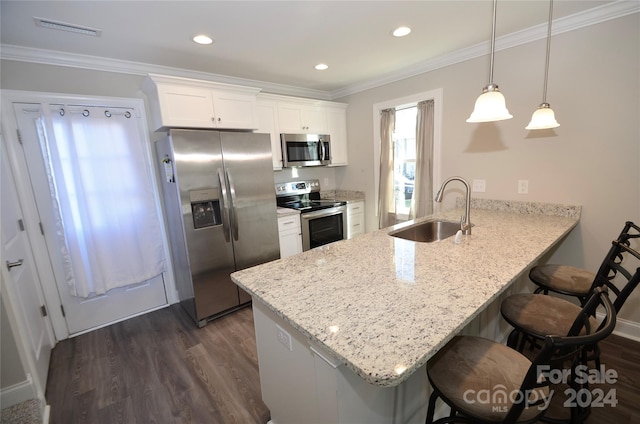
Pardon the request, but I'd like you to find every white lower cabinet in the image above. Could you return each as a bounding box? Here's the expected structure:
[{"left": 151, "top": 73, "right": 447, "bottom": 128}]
[
  {"left": 346, "top": 200, "right": 365, "bottom": 239},
  {"left": 278, "top": 214, "right": 302, "bottom": 258},
  {"left": 251, "top": 276, "right": 531, "bottom": 423},
  {"left": 252, "top": 300, "right": 429, "bottom": 424}
]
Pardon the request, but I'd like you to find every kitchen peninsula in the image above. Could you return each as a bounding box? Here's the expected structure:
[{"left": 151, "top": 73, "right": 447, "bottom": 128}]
[{"left": 231, "top": 200, "right": 581, "bottom": 424}]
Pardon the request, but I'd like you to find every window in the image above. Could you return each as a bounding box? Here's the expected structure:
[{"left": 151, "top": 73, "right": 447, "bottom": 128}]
[
  {"left": 373, "top": 89, "right": 443, "bottom": 228},
  {"left": 393, "top": 106, "right": 417, "bottom": 218}
]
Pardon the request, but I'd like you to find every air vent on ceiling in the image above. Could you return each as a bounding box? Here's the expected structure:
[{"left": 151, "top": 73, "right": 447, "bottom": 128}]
[{"left": 34, "top": 17, "right": 102, "bottom": 37}]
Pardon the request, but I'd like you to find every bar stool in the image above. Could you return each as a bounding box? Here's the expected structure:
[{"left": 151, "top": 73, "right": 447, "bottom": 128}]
[
  {"left": 426, "top": 288, "right": 616, "bottom": 424},
  {"left": 502, "top": 240, "right": 640, "bottom": 356},
  {"left": 529, "top": 221, "right": 639, "bottom": 305},
  {"left": 500, "top": 241, "right": 640, "bottom": 423}
]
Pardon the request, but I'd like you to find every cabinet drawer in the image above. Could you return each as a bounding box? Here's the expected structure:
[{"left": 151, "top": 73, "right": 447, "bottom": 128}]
[
  {"left": 346, "top": 201, "right": 365, "bottom": 239},
  {"left": 278, "top": 215, "right": 301, "bottom": 232}
]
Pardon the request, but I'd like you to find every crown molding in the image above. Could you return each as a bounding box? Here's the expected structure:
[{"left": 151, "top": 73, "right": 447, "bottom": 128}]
[
  {"left": 1, "top": 1, "right": 637, "bottom": 101},
  {"left": 0, "top": 44, "right": 332, "bottom": 100},
  {"left": 329, "top": 0, "right": 640, "bottom": 99}
]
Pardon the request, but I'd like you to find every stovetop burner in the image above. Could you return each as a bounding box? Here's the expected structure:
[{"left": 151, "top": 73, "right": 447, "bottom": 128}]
[
  {"left": 275, "top": 179, "right": 346, "bottom": 213},
  {"left": 280, "top": 199, "right": 346, "bottom": 212}
]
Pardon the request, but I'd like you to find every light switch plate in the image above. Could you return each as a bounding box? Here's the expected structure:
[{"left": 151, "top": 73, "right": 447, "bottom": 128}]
[
  {"left": 518, "top": 180, "right": 529, "bottom": 194},
  {"left": 472, "top": 179, "right": 486, "bottom": 193}
]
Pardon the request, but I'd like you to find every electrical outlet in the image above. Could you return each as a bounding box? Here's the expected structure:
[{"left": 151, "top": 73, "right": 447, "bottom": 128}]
[
  {"left": 276, "top": 324, "right": 293, "bottom": 351},
  {"left": 517, "top": 180, "right": 529, "bottom": 194},
  {"left": 472, "top": 179, "right": 486, "bottom": 193},
  {"left": 323, "top": 177, "right": 330, "bottom": 188}
]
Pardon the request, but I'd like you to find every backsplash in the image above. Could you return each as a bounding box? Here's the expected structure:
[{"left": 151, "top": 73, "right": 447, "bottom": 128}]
[
  {"left": 320, "top": 190, "right": 366, "bottom": 201},
  {"left": 456, "top": 198, "right": 581, "bottom": 219}
]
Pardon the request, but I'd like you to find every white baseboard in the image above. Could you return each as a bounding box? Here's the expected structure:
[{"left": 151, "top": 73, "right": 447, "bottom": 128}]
[
  {"left": 0, "top": 374, "right": 36, "bottom": 409},
  {"left": 42, "top": 404, "right": 50, "bottom": 424},
  {"left": 596, "top": 312, "right": 640, "bottom": 341}
]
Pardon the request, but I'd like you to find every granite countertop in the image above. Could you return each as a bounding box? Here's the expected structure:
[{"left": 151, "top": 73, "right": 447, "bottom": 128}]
[{"left": 232, "top": 200, "right": 580, "bottom": 388}]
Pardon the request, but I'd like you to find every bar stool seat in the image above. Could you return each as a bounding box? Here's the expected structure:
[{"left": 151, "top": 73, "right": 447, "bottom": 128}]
[
  {"left": 530, "top": 264, "right": 594, "bottom": 298},
  {"left": 427, "top": 336, "right": 549, "bottom": 423},
  {"left": 530, "top": 222, "right": 639, "bottom": 305},
  {"left": 500, "top": 294, "right": 599, "bottom": 340}
]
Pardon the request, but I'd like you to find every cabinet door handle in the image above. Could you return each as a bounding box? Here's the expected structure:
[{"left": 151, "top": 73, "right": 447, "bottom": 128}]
[
  {"left": 6, "top": 259, "right": 23, "bottom": 271},
  {"left": 310, "top": 345, "right": 341, "bottom": 368}
]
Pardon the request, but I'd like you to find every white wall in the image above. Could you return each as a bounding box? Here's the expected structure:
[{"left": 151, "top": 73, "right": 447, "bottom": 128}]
[
  {"left": 334, "top": 14, "right": 640, "bottom": 325},
  {"left": 1, "top": 294, "right": 26, "bottom": 388}
]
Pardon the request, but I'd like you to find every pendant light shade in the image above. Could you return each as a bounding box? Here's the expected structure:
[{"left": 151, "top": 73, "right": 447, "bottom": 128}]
[
  {"left": 526, "top": 0, "right": 560, "bottom": 130},
  {"left": 526, "top": 103, "right": 559, "bottom": 130},
  {"left": 467, "top": 0, "right": 512, "bottom": 123},
  {"left": 467, "top": 84, "right": 513, "bottom": 122}
]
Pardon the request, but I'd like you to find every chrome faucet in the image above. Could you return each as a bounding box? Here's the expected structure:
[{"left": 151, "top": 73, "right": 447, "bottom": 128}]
[{"left": 435, "top": 176, "right": 472, "bottom": 235}]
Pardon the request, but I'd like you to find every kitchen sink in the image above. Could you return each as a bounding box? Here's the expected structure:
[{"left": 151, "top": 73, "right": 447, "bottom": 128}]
[{"left": 388, "top": 219, "right": 461, "bottom": 243}]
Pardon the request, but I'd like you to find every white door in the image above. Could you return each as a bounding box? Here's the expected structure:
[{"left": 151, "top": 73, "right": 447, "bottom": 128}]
[
  {"left": 1, "top": 137, "right": 53, "bottom": 397},
  {"left": 11, "top": 102, "right": 168, "bottom": 336}
]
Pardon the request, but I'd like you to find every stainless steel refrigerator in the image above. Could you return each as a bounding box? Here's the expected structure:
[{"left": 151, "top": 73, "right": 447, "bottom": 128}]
[{"left": 156, "top": 129, "right": 279, "bottom": 327}]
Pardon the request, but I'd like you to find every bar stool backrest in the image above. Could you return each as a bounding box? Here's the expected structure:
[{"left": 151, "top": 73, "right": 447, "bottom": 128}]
[
  {"left": 589, "top": 222, "right": 640, "bottom": 313},
  {"left": 504, "top": 288, "right": 616, "bottom": 423}
]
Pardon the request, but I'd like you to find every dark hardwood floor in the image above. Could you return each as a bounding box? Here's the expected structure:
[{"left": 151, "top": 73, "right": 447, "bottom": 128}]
[
  {"left": 45, "top": 304, "right": 640, "bottom": 424},
  {"left": 581, "top": 333, "right": 640, "bottom": 423},
  {"left": 45, "top": 305, "right": 269, "bottom": 424}
]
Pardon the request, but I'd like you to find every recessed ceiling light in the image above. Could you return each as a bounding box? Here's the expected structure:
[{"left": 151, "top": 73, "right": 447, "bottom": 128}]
[
  {"left": 315, "top": 63, "right": 329, "bottom": 71},
  {"left": 192, "top": 34, "right": 214, "bottom": 45},
  {"left": 393, "top": 26, "right": 411, "bottom": 37}
]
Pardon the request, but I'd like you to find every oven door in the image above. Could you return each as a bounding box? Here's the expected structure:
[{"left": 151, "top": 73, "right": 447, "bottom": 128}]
[{"left": 300, "top": 205, "right": 347, "bottom": 251}]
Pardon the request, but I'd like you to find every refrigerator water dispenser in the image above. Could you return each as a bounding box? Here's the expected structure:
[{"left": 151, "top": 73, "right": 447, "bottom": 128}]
[{"left": 189, "top": 188, "right": 221, "bottom": 229}]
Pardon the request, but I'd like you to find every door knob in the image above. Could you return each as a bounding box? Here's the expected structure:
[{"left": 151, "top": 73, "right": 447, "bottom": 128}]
[{"left": 6, "top": 259, "right": 23, "bottom": 271}]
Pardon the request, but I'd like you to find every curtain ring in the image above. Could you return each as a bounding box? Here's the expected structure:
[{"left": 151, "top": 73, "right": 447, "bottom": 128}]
[
  {"left": 82, "top": 110, "right": 90, "bottom": 117},
  {"left": 124, "top": 111, "right": 131, "bottom": 118},
  {"left": 105, "top": 110, "right": 112, "bottom": 118},
  {"left": 59, "top": 108, "right": 65, "bottom": 116}
]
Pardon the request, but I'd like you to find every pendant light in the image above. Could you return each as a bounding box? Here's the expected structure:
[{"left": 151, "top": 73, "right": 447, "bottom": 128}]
[
  {"left": 526, "top": 0, "right": 560, "bottom": 130},
  {"left": 467, "top": 0, "right": 512, "bottom": 123}
]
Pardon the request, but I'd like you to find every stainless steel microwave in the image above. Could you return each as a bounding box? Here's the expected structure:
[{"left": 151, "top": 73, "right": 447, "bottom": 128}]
[{"left": 281, "top": 133, "right": 331, "bottom": 167}]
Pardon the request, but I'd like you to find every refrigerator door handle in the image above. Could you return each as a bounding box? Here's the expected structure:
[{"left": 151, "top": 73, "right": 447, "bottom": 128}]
[
  {"left": 226, "top": 168, "right": 239, "bottom": 241},
  {"left": 217, "top": 168, "right": 231, "bottom": 242}
]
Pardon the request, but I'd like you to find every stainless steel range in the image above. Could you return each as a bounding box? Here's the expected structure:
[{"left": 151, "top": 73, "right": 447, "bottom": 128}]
[{"left": 275, "top": 180, "right": 347, "bottom": 251}]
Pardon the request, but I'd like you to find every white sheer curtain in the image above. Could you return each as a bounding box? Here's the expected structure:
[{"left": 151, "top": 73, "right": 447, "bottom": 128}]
[
  {"left": 409, "top": 100, "right": 435, "bottom": 220},
  {"left": 38, "top": 105, "right": 166, "bottom": 298},
  {"left": 378, "top": 108, "right": 397, "bottom": 229}
]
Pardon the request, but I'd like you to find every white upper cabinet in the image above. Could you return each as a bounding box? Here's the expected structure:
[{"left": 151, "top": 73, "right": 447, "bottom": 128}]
[
  {"left": 143, "top": 74, "right": 259, "bottom": 131},
  {"left": 277, "top": 101, "right": 328, "bottom": 134},
  {"left": 326, "top": 104, "right": 348, "bottom": 166},
  {"left": 256, "top": 99, "right": 283, "bottom": 170},
  {"left": 258, "top": 93, "right": 349, "bottom": 168}
]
